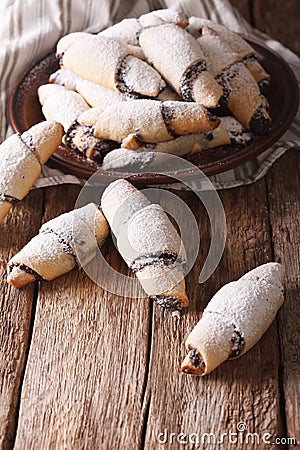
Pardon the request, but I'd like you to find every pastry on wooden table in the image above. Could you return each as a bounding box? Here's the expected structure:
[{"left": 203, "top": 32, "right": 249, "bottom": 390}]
[
  {"left": 181, "top": 263, "right": 284, "bottom": 376},
  {"left": 57, "top": 32, "right": 163, "bottom": 98},
  {"left": 139, "top": 23, "right": 223, "bottom": 107},
  {"left": 7, "top": 203, "right": 109, "bottom": 288},
  {"left": 0, "top": 121, "right": 63, "bottom": 222},
  {"left": 93, "top": 99, "right": 220, "bottom": 148},
  {"left": 101, "top": 179, "right": 189, "bottom": 309}
]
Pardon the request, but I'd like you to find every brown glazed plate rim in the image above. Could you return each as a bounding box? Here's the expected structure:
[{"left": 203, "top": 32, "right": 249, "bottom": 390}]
[{"left": 9, "top": 35, "right": 299, "bottom": 186}]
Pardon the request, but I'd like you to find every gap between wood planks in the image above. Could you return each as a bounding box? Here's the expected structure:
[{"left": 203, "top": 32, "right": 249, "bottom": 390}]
[{"left": 9, "top": 188, "right": 47, "bottom": 449}]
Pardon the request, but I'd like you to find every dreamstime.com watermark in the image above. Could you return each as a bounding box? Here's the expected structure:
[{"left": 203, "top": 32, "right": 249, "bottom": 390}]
[
  {"left": 157, "top": 422, "right": 298, "bottom": 446},
  {"left": 73, "top": 153, "right": 227, "bottom": 296}
]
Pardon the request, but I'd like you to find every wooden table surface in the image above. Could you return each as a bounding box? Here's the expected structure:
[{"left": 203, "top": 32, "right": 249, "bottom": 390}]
[{"left": 1, "top": 2, "right": 300, "bottom": 450}]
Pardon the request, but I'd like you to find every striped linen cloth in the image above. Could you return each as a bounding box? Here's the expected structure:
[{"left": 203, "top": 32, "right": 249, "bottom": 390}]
[{"left": 0, "top": 0, "right": 299, "bottom": 190}]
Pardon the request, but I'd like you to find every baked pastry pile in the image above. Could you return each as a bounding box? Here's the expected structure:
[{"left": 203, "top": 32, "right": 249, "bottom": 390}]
[
  {"left": 37, "top": 9, "right": 271, "bottom": 168},
  {"left": 5, "top": 177, "right": 284, "bottom": 376},
  {"left": 1, "top": 10, "right": 283, "bottom": 378}
]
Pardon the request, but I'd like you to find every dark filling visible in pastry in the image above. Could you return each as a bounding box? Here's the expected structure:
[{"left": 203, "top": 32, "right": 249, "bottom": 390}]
[
  {"left": 65, "top": 121, "right": 118, "bottom": 163},
  {"left": 115, "top": 56, "right": 140, "bottom": 97},
  {"left": 249, "top": 108, "right": 271, "bottom": 135},
  {"left": 189, "top": 347, "right": 206, "bottom": 369},
  {"left": 226, "top": 126, "right": 254, "bottom": 148},
  {"left": 229, "top": 329, "right": 245, "bottom": 357},
  {"left": 189, "top": 347, "right": 202, "bottom": 368},
  {"left": 258, "top": 79, "right": 270, "bottom": 95},
  {"left": 216, "top": 64, "right": 240, "bottom": 107},
  {"left": 20, "top": 133, "right": 35, "bottom": 153},
  {"left": 180, "top": 60, "right": 207, "bottom": 101},
  {"left": 149, "top": 295, "right": 182, "bottom": 310},
  {"left": 7, "top": 263, "right": 44, "bottom": 281},
  {"left": 160, "top": 104, "right": 179, "bottom": 139},
  {"left": 57, "top": 53, "right": 64, "bottom": 65},
  {"left": 130, "top": 252, "right": 185, "bottom": 272},
  {"left": 0, "top": 193, "right": 19, "bottom": 204},
  {"left": 42, "top": 229, "right": 78, "bottom": 269},
  {"left": 202, "top": 131, "right": 214, "bottom": 141}
]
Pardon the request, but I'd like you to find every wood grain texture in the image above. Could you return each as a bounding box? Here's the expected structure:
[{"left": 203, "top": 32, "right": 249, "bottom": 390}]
[
  {"left": 266, "top": 149, "right": 300, "bottom": 447},
  {"left": 143, "top": 183, "right": 284, "bottom": 450},
  {"left": 253, "top": 0, "right": 300, "bottom": 56},
  {"left": 0, "top": 190, "right": 43, "bottom": 450},
  {"left": 13, "top": 184, "right": 151, "bottom": 449}
]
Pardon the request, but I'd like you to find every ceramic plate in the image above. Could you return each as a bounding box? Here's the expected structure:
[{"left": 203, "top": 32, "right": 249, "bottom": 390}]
[{"left": 9, "top": 36, "right": 299, "bottom": 185}]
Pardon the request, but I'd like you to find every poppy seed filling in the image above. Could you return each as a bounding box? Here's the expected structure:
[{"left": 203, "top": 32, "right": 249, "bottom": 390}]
[
  {"left": 8, "top": 263, "right": 44, "bottom": 281},
  {"left": 180, "top": 60, "right": 207, "bottom": 101},
  {"left": 64, "top": 121, "right": 118, "bottom": 163},
  {"left": 130, "top": 252, "right": 185, "bottom": 272},
  {"left": 229, "top": 329, "right": 245, "bottom": 357},
  {"left": 0, "top": 193, "right": 19, "bottom": 204},
  {"left": 149, "top": 295, "right": 182, "bottom": 310}
]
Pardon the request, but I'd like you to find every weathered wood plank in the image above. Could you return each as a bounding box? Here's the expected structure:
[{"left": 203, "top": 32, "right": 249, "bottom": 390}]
[
  {"left": 253, "top": 0, "right": 300, "bottom": 56},
  {"left": 13, "top": 184, "right": 151, "bottom": 449},
  {"left": 266, "top": 149, "right": 300, "bottom": 447},
  {"left": 144, "top": 182, "right": 284, "bottom": 449},
  {"left": 0, "top": 190, "right": 44, "bottom": 450}
]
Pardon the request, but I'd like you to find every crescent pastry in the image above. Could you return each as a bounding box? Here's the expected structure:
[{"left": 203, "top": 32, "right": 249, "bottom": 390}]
[
  {"left": 0, "top": 121, "right": 63, "bottom": 222},
  {"left": 57, "top": 32, "right": 162, "bottom": 97},
  {"left": 93, "top": 99, "right": 220, "bottom": 147},
  {"left": 187, "top": 17, "right": 270, "bottom": 84},
  {"left": 98, "top": 10, "right": 188, "bottom": 48},
  {"left": 7, "top": 203, "right": 109, "bottom": 288},
  {"left": 101, "top": 179, "right": 189, "bottom": 309},
  {"left": 101, "top": 116, "right": 252, "bottom": 170},
  {"left": 196, "top": 27, "right": 271, "bottom": 133},
  {"left": 181, "top": 263, "right": 284, "bottom": 376},
  {"left": 139, "top": 23, "right": 223, "bottom": 107},
  {"left": 49, "top": 69, "right": 127, "bottom": 108},
  {"left": 38, "top": 84, "right": 90, "bottom": 131}
]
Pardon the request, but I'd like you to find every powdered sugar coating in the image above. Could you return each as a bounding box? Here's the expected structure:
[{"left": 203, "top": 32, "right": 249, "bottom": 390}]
[
  {"left": 122, "top": 55, "right": 161, "bottom": 97},
  {"left": 39, "top": 85, "right": 90, "bottom": 131},
  {"left": 139, "top": 9, "right": 188, "bottom": 28},
  {"left": 118, "top": 203, "right": 186, "bottom": 266},
  {"left": 183, "top": 263, "right": 284, "bottom": 375},
  {"left": 205, "top": 263, "right": 284, "bottom": 356},
  {"left": 101, "top": 179, "right": 150, "bottom": 237},
  {"left": 0, "top": 134, "right": 40, "bottom": 200},
  {"left": 102, "top": 148, "right": 155, "bottom": 170},
  {"left": 7, "top": 203, "right": 108, "bottom": 284},
  {"left": 21, "top": 121, "right": 63, "bottom": 164},
  {"left": 187, "top": 17, "right": 254, "bottom": 58},
  {"left": 197, "top": 32, "right": 240, "bottom": 77},
  {"left": 99, "top": 18, "right": 141, "bottom": 46},
  {"left": 139, "top": 23, "right": 206, "bottom": 95},
  {"left": 94, "top": 99, "right": 170, "bottom": 143}
]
